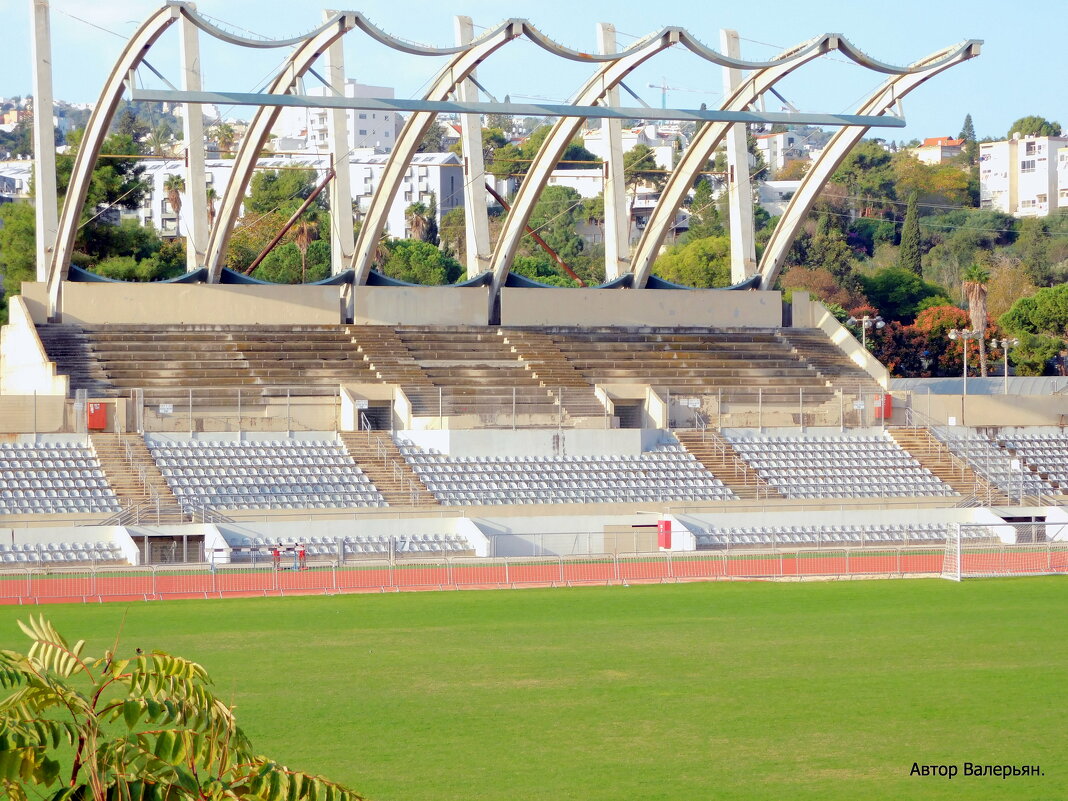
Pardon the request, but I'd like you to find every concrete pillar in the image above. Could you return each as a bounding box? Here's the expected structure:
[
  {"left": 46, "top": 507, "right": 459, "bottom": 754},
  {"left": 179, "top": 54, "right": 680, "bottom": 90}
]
[
  {"left": 30, "top": 0, "right": 58, "bottom": 282},
  {"left": 325, "top": 10, "right": 355, "bottom": 276},
  {"left": 720, "top": 29, "right": 757, "bottom": 284},
  {"left": 179, "top": 5, "right": 209, "bottom": 272},
  {"left": 598, "top": 22, "right": 629, "bottom": 280},
  {"left": 455, "top": 16, "right": 491, "bottom": 278}
]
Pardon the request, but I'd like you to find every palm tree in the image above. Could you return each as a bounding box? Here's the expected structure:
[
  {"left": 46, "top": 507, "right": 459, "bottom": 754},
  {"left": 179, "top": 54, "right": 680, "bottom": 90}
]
[
  {"left": 209, "top": 122, "right": 236, "bottom": 156},
  {"left": 405, "top": 201, "right": 431, "bottom": 241},
  {"left": 293, "top": 219, "right": 318, "bottom": 283},
  {"left": 962, "top": 263, "right": 991, "bottom": 376},
  {"left": 163, "top": 173, "right": 185, "bottom": 238},
  {"left": 145, "top": 122, "right": 173, "bottom": 157},
  {"left": 205, "top": 186, "right": 218, "bottom": 228},
  {"left": 0, "top": 615, "right": 364, "bottom": 801}
]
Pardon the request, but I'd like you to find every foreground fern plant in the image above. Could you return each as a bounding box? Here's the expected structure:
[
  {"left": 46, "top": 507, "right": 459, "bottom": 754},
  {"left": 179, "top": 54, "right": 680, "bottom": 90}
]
[{"left": 0, "top": 615, "right": 365, "bottom": 801}]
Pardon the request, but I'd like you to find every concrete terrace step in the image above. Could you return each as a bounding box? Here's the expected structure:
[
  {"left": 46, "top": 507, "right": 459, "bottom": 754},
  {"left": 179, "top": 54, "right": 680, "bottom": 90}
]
[{"left": 339, "top": 431, "right": 438, "bottom": 507}]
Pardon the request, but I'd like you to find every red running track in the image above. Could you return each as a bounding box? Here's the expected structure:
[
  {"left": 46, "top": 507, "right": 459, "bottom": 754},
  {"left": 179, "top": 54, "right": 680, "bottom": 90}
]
[{"left": 0, "top": 548, "right": 1063, "bottom": 605}]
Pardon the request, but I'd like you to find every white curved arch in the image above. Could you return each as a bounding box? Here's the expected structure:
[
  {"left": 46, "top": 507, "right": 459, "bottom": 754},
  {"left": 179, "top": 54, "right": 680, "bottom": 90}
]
[
  {"left": 629, "top": 34, "right": 836, "bottom": 288},
  {"left": 487, "top": 28, "right": 685, "bottom": 309},
  {"left": 348, "top": 21, "right": 524, "bottom": 284},
  {"left": 203, "top": 13, "right": 355, "bottom": 281},
  {"left": 46, "top": 4, "right": 182, "bottom": 316},
  {"left": 757, "top": 40, "right": 981, "bottom": 290},
  {"left": 631, "top": 37, "right": 981, "bottom": 289}
]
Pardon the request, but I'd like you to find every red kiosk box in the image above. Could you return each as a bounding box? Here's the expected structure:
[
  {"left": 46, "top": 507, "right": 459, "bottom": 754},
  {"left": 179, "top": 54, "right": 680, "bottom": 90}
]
[
  {"left": 87, "top": 402, "right": 108, "bottom": 431},
  {"left": 657, "top": 518, "right": 672, "bottom": 549},
  {"left": 873, "top": 393, "right": 893, "bottom": 420}
]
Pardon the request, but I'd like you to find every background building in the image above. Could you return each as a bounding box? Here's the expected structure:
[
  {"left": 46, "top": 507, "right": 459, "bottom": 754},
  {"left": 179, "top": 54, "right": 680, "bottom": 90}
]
[{"left": 980, "top": 134, "right": 1068, "bottom": 217}]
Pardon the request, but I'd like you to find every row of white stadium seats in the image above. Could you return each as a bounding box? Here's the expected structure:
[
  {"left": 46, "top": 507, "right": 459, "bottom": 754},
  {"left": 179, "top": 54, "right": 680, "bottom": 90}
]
[{"left": 1, "top": 550, "right": 126, "bottom": 564}]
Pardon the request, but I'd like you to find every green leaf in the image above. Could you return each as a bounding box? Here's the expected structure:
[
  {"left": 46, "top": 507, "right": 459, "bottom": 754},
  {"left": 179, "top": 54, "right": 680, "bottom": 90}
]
[
  {"left": 123, "top": 700, "right": 141, "bottom": 730},
  {"left": 154, "top": 730, "right": 174, "bottom": 760}
]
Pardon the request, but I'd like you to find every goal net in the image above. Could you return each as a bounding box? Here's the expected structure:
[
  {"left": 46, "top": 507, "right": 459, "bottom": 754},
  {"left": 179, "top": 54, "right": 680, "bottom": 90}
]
[{"left": 941, "top": 522, "right": 1068, "bottom": 581}]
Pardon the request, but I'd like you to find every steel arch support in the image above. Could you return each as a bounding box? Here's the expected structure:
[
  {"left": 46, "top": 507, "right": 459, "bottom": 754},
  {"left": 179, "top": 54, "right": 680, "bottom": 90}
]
[
  {"left": 47, "top": 4, "right": 182, "bottom": 318},
  {"left": 488, "top": 30, "right": 681, "bottom": 310},
  {"left": 756, "top": 41, "right": 980, "bottom": 290},
  {"left": 349, "top": 22, "right": 523, "bottom": 284},
  {"left": 629, "top": 35, "right": 835, "bottom": 289},
  {"left": 203, "top": 13, "right": 355, "bottom": 282}
]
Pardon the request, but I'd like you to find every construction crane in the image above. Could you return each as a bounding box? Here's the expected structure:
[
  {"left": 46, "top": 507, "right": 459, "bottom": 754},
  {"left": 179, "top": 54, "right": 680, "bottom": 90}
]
[{"left": 646, "top": 78, "right": 719, "bottom": 109}]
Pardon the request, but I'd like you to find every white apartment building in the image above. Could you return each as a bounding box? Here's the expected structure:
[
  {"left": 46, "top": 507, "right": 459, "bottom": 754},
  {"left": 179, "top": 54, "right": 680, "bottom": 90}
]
[
  {"left": 270, "top": 80, "right": 405, "bottom": 154},
  {"left": 979, "top": 134, "right": 1068, "bottom": 217},
  {"left": 136, "top": 152, "right": 464, "bottom": 241},
  {"left": 911, "top": 136, "right": 963, "bottom": 165},
  {"left": 582, "top": 123, "right": 682, "bottom": 170},
  {"left": 753, "top": 131, "right": 805, "bottom": 175}
]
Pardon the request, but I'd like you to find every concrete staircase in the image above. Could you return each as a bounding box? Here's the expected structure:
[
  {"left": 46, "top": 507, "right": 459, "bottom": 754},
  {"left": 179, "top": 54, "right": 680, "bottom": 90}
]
[
  {"left": 498, "top": 328, "right": 605, "bottom": 419},
  {"left": 776, "top": 329, "right": 884, "bottom": 396},
  {"left": 339, "top": 431, "right": 437, "bottom": 507},
  {"left": 89, "top": 433, "right": 186, "bottom": 522},
  {"left": 887, "top": 427, "right": 1005, "bottom": 504},
  {"left": 675, "top": 429, "right": 784, "bottom": 500}
]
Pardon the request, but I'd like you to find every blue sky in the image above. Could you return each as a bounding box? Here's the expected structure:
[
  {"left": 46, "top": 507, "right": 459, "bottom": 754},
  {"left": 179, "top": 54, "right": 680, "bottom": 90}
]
[{"left": 2, "top": 0, "right": 1063, "bottom": 142}]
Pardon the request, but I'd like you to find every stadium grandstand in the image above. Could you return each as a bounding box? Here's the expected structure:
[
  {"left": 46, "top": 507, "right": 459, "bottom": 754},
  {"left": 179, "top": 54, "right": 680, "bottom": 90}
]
[{"left": 1, "top": 3, "right": 1063, "bottom": 599}]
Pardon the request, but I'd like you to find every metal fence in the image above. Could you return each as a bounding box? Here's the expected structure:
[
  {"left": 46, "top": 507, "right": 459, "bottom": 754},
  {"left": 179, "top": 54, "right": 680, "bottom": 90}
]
[
  {"left": 0, "top": 546, "right": 976, "bottom": 605},
  {"left": 2, "top": 544, "right": 1064, "bottom": 604},
  {"left": 124, "top": 387, "right": 342, "bottom": 435}
]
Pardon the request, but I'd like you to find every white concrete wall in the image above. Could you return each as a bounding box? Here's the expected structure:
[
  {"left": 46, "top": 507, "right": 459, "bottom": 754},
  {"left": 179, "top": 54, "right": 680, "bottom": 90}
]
[
  {"left": 399, "top": 428, "right": 663, "bottom": 457},
  {"left": 800, "top": 295, "right": 890, "bottom": 388},
  {"left": 0, "top": 296, "right": 68, "bottom": 396},
  {"left": 352, "top": 286, "right": 488, "bottom": 325},
  {"left": 501, "top": 288, "right": 782, "bottom": 328},
  {"left": 59, "top": 283, "right": 342, "bottom": 325}
]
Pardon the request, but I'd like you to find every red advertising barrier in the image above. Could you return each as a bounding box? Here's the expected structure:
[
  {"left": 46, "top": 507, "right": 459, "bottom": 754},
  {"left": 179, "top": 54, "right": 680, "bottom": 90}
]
[{"left": 0, "top": 545, "right": 1063, "bottom": 606}]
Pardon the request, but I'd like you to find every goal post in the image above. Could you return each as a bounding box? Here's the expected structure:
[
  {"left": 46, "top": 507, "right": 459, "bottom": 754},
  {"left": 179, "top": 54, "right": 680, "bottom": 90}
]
[{"left": 941, "top": 522, "right": 1068, "bottom": 580}]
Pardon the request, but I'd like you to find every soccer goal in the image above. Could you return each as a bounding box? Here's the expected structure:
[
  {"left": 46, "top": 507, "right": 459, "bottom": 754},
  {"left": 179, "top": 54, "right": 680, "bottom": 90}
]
[{"left": 941, "top": 522, "right": 1068, "bottom": 581}]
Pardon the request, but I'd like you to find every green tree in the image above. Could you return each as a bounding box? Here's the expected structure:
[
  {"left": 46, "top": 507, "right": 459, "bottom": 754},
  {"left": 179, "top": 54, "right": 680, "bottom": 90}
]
[
  {"left": 205, "top": 187, "right": 218, "bottom": 228},
  {"left": 622, "top": 144, "right": 664, "bottom": 216},
  {"left": 438, "top": 207, "right": 466, "bottom": 263},
  {"left": 859, "top": 265, "right": 949, "bottom": 323},
  {"left": 416, "top": 121, "right": 447, "bottom": 153},
  {"left": 898, "top": 191, "right": 922, "bottom": 275},
  {"left": 831, "top": 140, "right": 896, "bottom": 217},
  {"left": 958, "top": 113, "right": 978, "bottom": 166},
  {"left": 488, "top": 125, "right": 600, "bottom": 182},
  {"left": 380, "top": 239, "right": 461, "bottom": 285},
  {"left": 56, "top": 131, "right": 147, "bottom": 221},
  {"left": 0, "top": 615, "right": 364, "bottom": 801},
  {"left": 0, "top": 203, "right": 37, "bottom": 322},
  {"left": 999, "top": 283, "right": 1068, "bottom": 337},
  {"left": 520, "top": 185, "right": 586, "bottom": 266},
  {"left": 510, "top": 254, "right": 581, "bottom": 287},
  {"left": 806, "top": 213, "right": 857, "bottom": 290},
  {"left": 1015, "top": 217, "right": 1053, "bottom": 285},
  {"left": 208, "top": 122, "right": 236, "bottom": 156},
  {"left": 684, "top": 178, "right": 724, "bottom": 242},
  {"left": 652, "top": 235, "right": 732, "bottom": 287},
  {"left": 1007, "top": 115, "right": 1061, "bottom": 138},
  {"left": 244, "top": 169, "right": 321, "bottom": 217},
  {"left": 163, "top": 174, "right": 185, "bottom": 237}
]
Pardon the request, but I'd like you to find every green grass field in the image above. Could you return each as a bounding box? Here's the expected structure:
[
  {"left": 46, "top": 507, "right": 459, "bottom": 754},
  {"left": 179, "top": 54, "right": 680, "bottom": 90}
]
[{"left": 1, "top": 579, "right": 1065, "bottom": 800}]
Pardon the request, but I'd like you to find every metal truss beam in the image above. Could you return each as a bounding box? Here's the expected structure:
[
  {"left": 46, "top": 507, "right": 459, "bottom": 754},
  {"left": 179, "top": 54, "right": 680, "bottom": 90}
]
[{"left": 130, "top": 89, "right": 907, "bottom": 128}]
